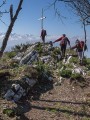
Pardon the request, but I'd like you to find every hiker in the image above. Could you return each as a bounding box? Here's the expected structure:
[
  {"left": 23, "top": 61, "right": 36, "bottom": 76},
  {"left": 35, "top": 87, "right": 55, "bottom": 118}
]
[
  {"left": 71, "top": 39, "right": 84, "bottom": 64},
  {"left": 40, "top": 29, "right": 47, "bottom": 44},
  {"left": 53, "top": 34, "right": 71, "bottom": 58}
]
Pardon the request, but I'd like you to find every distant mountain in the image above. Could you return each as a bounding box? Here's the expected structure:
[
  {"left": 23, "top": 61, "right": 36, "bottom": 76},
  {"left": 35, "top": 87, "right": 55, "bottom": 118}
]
[
  {"left": 0, "top": 33, "right": 40, "bottom": 42},
  {"left": 0, "top": 33, "right": 90, "bottom": 57},
  {"left": 0, "top": 33, "right": 59, "bottom": 51},
  {"left": 0, "top": 33, "right": 89, "bottom": 43}
]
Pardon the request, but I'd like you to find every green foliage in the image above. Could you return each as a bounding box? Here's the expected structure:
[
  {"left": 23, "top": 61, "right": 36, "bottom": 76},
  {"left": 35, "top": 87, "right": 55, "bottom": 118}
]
[
  {"left": 36, "top": 61, "right": 45, "bottom": 72},
  {"left": 51, "top": 47, "right": 61, "bottom": 59},
  {"left": 69, "top": 57, "right": 78, "bottom": 64},
  {"left": 86, "top": 64, "right": 90, "bottom": 70},
  {"left": 3, "top": 108, "right": 15, "bottom": 117},
  {"left": 23, "top": 66, "right": 38, "bottom": 79},
  {"left": 6, "top": 51, "right": 17, "bottom": 58},
  {"left": 85, "top": 58, "right": 90, "bottom": 70},
  {"left": 57, "top": 61, "right": 63, "bottom": 68},
  {"left": 60, "top": 69, "right": 72, "bottom": 78},
  {"left": 36, "top": 61, "right": 51, "bottom": 81},
  {"left": 35, "top": 42, "right": 43, "bottom": 55},
  {"left": 53, "top": 47, "right": 61, "bottom": 54},
  {"left": 46, "top": 108, "right": 57, "bottom": 113},
  {"left": 12, "top": 44, "right": 21, "bottom": 52},
  {"left": 87, "top": 71, "right": 90, "bottom": 76},
  {"left": 82, "top": 58, "right": 88, "bottom": 65},
  {"left": 9, "top": 65, "right": 27, "bottom": 79},
  {"left": 38, "top": 62, "right": 51, "bottom": 75},
  {"left": 65, "top": 63, "right": 73, "bottom": 69},
  {"left": 71, "top": 73, "right": 82, "bottom": 80},
  {"left": 66, "top": 49, "right": 76, "bottom": 55},
  {"left": 86, "top": 58, "right": 90, "bottom": 63},
  {"left": 12, "top": 43, "right": 32, "bottom": 53},
  {"left": 10, "top": 61, "right": 19, "bottom": 68}
]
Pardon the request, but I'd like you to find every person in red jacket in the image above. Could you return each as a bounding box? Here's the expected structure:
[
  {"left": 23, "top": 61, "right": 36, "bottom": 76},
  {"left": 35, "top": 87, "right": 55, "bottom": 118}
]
[
  {"left": 53, "top": 34, "right": 71, "bottom": 58},
  {"left": 71, "top": 39, "right": 84, "bottom": 64}
]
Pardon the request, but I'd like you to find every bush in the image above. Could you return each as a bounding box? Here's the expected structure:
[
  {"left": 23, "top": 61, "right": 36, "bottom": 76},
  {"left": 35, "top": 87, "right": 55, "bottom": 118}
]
[
  {"left": 12, "top": 44, "right": 21, "bottom": 52},
  {"left": 36, "top": 62, "right": 51, "bottom": 82},
  {"left": 3, "top": 108, "right": 15, "bottom": 117},
  {"left": 7, "top": 51, "right": 16, "bottom": 58},
  {"left": 65, "top": 63, "right": 73, "bottom": 69},
  {"left": 86, "top": 64, "right": 90, "bottom": 70},
  {"left": 82, "top": 58, "right": 88, "bottom": 65},
  {"left": 70, "top": 57, "right": 78, "bottom": 64},
  {"left": 10, "top": 61, "right": 19, "bottom": 68},
  {"left": 24, "top": 66, "right": 38, "bottom": 79},
  {"left": 53, "top": 48, "right": 61, "bottom": 54},
  {"left": 35, "top": 42, "right": 43, "bottom": 55},
  {"left": 60, "top": 69, "right": 72, "bottom": 78},
  {"left": 51, "top": 48, "right": 61, "bottom": 59},
  {"left": 71, "top": 73, "right": 82, "bottom": 80}
]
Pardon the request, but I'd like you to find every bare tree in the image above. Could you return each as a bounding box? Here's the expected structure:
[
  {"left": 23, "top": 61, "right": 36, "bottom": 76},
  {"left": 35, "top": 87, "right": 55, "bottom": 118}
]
[
  {"left": 51, "top": 0, "right": 90, "bottom": 24},
  {"left": 0, "top": 0, "right": 23, "bottom": 58},
  {"left": 0, "top": 0, "right": 9, "bottom": 23}
]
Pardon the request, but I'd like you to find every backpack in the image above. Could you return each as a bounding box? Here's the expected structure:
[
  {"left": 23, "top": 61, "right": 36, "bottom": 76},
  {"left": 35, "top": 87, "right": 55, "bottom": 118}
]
[
  {"left": 60, "top": 37, "right": 67, "bottom": 46},
  {"left": 79, "top": 41, "right": 87, "bottom": 51}
]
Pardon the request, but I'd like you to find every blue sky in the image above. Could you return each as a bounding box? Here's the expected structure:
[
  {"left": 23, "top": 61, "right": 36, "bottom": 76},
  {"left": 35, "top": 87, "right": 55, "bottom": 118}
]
[
  {"left": 0, "top": 0, "right": 90, "bottom": 57},
  {"left": 1, "top": 0, "right": 90, "bottom": 37}
]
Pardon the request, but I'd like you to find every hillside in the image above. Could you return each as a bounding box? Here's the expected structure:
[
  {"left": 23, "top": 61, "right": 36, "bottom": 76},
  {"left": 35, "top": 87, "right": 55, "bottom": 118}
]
[{"left": 0, "top": 42, "right": 90, "bottom": 120}]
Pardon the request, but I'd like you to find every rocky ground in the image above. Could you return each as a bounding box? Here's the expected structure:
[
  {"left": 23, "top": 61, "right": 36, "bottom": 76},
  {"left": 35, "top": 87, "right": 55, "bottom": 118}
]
[
  {"left": 0, "top": 43, "right": 90, "bottom": 120},
  {"left": 25, "top": 77, "right": 90, "bottom": 120},
  {"left": 0, "top": 76, "right": 90, "bottom": 120}
]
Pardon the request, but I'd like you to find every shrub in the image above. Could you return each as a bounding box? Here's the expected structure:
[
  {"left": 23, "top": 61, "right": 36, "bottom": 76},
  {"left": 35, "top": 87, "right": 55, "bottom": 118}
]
[
  {"left": 36, "top": 62, "right": 51, "bottom": 82},
  {"left": 3, "top": 108, "right": 15, "bottom": 117},
  {"left": 65, "top": 63, "right": 73, "bottom": 69},
  {"left": 60, "top": 69, "right": 72, "bottom": 78},
  {"left": 35, "top": 42, "right": 43, "bottom": 55},
  {"left": 82, "top": 58, "right": 87, "bottom": 65},
  {"left": 86, "top": 58, "right": 90, "bottom": 64},
  {"left": 51, "top": 48, "right": 61, "bottom": 59},
  {"left": 53, "top": 48, "right": 61, "bottom": 54},
  {"left": 12, "top": 44, "right": 21, "bottom": 52},
  {"left": 70, "top": 57, "right": 78, "bottom": 64},
  {"left": 23, "top": 66, "right": 38, "bottom": 79},
  {"left": 10, "top": 61, "right": 19, "bottom": 68},
  {"left": 86, "top": 64, "right": 90, "bottom": 70},
  {"left": 6, "top": 51, "right": 16, "bottom": 58},
  {"left": 71, "top": 73, "right": 82, "bottom": 80}
]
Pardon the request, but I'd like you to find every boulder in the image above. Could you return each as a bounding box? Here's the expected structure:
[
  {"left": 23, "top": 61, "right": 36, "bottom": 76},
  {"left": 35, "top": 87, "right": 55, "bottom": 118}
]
[
  {"left": 20, "top": 50, "right": 38, "bottom": 65},
  {"left": 4, "top": 77, "right": 37, "bottom": 102}
]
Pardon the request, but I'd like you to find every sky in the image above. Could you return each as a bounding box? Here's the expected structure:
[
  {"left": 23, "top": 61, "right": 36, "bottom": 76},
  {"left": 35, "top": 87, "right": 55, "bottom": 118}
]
[{"left": 0, "top": 0, "right": 90, "bottom": 57}]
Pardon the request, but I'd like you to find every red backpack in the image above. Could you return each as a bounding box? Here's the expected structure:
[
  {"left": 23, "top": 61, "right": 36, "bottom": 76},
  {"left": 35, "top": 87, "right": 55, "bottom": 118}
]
[
  {"left": 79, "top": 41, "right": 84, "bottom": 49},
  {"left": 79, "top": 41, "right": 87, "bottom": 51},
  {"left": 60, "top": 37, "right": 67, "bottom": 46}
]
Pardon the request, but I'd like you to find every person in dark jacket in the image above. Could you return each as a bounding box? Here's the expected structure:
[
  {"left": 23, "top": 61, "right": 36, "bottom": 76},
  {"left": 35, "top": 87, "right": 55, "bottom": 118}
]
[
  {"left": 40, "top": 29, "right": 47, "bottom": 44},
  {"left": 53, "top": 34, "right": 71, "bottom": 58}
]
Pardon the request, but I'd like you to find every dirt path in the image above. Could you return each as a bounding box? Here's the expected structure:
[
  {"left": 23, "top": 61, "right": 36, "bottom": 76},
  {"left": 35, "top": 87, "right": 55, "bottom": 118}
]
[
  {"left": 0, "top": 78, "right": 90, "bottom": 120},
  {"left": 24, "top": 79, "right": 90, "bottom": 120}
]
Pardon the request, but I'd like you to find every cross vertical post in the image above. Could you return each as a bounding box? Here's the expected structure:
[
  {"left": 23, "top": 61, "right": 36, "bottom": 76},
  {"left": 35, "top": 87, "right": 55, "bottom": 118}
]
[
  {"left": 38, "top": 8, "right": 46, "bottom": 29},
  {"left": 41, "top": 8, "right": 43, "bottom": 29}
]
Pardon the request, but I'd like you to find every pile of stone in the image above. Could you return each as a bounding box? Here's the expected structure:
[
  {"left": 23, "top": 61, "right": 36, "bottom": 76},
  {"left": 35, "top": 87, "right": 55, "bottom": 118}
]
[{"left": 4, "top": 77, "right": 37, "bottom": 102}]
